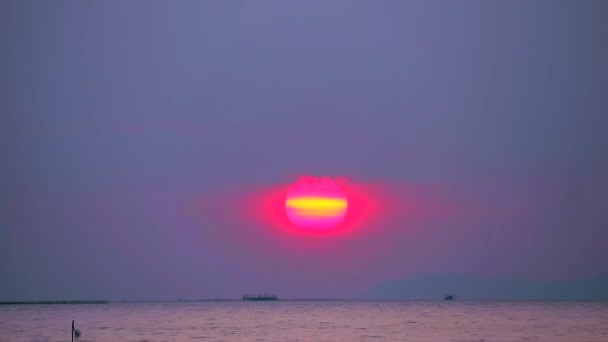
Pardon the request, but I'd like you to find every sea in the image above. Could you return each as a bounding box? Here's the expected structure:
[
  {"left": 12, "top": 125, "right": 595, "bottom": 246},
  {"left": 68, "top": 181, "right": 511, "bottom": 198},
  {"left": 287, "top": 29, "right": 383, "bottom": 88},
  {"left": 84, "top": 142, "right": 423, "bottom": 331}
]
[{"left": 1, "top": 301, "right": 607, "bottom": 341}]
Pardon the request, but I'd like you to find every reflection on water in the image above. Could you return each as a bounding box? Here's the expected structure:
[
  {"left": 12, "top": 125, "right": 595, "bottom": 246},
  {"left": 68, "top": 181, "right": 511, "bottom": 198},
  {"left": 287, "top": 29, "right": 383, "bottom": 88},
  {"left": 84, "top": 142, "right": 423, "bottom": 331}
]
[{"left": 1, "top": 301, "right": 607, "bottom": 341}]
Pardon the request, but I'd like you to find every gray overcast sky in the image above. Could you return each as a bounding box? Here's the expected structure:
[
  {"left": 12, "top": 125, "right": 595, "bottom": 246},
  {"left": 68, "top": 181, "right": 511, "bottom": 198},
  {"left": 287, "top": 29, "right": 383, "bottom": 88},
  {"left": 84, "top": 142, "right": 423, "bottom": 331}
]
[{"left": 1, "top": 0, "right": 607, "bottom": 300}]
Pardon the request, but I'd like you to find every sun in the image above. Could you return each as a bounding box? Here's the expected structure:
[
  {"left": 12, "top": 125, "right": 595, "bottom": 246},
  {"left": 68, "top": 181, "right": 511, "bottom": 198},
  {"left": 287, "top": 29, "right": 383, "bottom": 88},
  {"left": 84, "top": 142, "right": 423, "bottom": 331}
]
[{"left": 285, "top": 176, "right": 348, "bottom": 229}]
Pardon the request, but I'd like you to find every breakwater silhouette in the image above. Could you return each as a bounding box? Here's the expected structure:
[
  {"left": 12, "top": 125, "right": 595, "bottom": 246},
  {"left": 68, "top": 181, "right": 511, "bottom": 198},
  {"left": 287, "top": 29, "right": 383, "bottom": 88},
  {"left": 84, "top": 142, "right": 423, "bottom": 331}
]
[{"left": 0, "top": 300, "right": 108, "bottom": 305}]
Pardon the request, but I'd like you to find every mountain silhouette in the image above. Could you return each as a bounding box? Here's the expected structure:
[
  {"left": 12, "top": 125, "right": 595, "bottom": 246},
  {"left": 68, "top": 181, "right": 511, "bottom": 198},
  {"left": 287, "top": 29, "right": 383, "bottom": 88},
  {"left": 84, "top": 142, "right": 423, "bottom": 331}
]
[{"left": 366, "top": 273, "right": 608, "bottom": 300}]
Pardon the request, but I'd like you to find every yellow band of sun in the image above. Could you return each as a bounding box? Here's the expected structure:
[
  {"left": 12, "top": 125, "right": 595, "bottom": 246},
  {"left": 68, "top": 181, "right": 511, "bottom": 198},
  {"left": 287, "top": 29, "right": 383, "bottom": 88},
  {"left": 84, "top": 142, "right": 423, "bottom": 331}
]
[{"left": 286, "top": 197, "right": 348, "bottom": 212}]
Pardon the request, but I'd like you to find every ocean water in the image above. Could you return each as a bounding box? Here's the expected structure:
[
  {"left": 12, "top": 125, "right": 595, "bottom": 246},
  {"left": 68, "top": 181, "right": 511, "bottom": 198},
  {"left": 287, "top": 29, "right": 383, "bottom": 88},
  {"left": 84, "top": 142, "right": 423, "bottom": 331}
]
[{"left": 1, "top": 301, "right": 607, "bottom": 341}]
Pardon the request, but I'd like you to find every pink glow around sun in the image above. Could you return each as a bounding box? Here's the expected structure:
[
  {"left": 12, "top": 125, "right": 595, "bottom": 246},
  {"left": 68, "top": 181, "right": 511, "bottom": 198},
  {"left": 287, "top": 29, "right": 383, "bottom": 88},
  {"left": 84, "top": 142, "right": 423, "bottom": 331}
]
[{"left": 285, "top": 176, "right": 348, "bottom": 229}]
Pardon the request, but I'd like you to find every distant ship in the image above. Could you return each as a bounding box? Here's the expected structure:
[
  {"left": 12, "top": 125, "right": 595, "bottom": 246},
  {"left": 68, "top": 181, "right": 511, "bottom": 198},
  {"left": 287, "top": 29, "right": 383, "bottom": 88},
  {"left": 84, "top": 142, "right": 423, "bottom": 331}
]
[
  {"left": 242, "top": 294, "right": 278, "bottom": 301},
  {"left": 443, "top": 294, "right": 455, "bottom": 300}
]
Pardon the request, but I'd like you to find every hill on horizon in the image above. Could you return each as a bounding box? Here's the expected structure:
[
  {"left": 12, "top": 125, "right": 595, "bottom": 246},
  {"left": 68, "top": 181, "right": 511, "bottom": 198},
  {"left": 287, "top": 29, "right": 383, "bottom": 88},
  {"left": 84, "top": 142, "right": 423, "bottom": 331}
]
[{"left": 366, "top": 273, "right": 608, "bottom": 300}]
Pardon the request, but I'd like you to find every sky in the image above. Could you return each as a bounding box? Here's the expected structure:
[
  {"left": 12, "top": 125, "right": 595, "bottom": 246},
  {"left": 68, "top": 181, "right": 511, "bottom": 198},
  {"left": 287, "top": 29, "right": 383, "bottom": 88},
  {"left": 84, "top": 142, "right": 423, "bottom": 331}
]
[{"left": 1, "top": 0, "right": 607, "bottom": 300}]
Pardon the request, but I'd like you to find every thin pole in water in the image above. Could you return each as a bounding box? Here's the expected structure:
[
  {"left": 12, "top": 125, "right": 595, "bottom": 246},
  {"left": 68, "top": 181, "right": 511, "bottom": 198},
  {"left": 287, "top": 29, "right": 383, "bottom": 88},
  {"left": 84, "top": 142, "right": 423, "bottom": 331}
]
[{"left": 71, "top": 319, "right": 81, "bottom": 340}]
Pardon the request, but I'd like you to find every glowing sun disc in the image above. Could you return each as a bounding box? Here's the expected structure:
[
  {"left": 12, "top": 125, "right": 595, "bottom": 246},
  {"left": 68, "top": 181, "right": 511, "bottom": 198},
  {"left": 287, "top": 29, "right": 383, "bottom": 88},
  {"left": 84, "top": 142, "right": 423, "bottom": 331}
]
[{"left": 285, "top": 177, "right": 348, "bottom": 229}]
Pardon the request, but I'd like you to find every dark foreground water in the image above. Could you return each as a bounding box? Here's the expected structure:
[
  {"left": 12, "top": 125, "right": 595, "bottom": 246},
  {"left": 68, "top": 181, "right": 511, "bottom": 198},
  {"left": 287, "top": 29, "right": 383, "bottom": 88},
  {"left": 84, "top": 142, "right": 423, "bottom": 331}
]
[{"left": 1, "top": 301, "right": 607, "bottom": 341}]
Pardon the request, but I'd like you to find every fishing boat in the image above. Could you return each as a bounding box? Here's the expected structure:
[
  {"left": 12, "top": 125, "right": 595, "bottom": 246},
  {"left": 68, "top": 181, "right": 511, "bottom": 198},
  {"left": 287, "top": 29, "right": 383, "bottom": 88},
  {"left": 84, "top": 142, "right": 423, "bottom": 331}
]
[
  {"left": 443, "top": 294, "right": 455, "bottom": 300},
  {"left": 242, "top": 294, "right": 278, "bottom": 301}
]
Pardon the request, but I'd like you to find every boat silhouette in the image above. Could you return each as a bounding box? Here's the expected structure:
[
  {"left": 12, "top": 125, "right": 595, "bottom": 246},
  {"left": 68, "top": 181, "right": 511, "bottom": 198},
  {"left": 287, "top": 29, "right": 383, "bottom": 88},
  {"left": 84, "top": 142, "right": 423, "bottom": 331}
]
[{"left": 242, "top": 294, "right": 278, "bottom": 301}]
